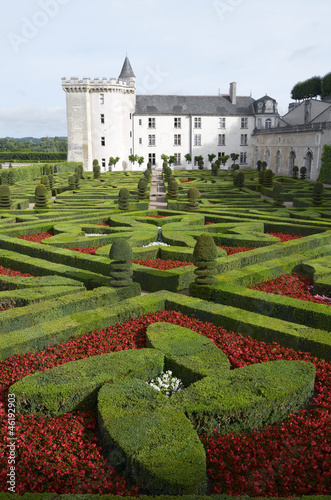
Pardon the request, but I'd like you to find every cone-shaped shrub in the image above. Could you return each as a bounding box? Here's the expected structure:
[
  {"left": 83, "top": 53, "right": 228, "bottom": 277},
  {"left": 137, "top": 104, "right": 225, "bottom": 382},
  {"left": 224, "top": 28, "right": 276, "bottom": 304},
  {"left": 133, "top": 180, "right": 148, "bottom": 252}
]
[
  {"left": 118, "top": 188, "right": 130, "bottom": 210},
  {"left": 167, "top": 178, "right": 179, "bottom": 200},
  {"left": 300, "top": 166, "right": 307, "bottom": 179},
  {"left": 48, "top": 174, "right": 54, "bottom": 189},
  {"left": 1, "top": 171, "right": 9, "bottom": 185},
  {"left": 138, "top": 178, "right": 148, "bottom": 199},
  {"left": 41, "top": 174, "right": 50, "bottom": 190},
  {"left": 211, "top": 162, "right": 219, "bottom": 176},
  {"left": 292, "top": 165, "right": 299, "bottom": 179},
  {"left": 8, "top": 169, "right": 14, "bottom": 186},
  {"left": 187, "top": 187, "right": 200, "bottom": 210},
  {"left": 237, "top": 171, "right": 245, "bottom": 190},
  {"left": 162, "top": 161, "right": 168, "bottom": 172},
  {"left": 144, "top": 169, "right": 151, "bottom": 181},
  {"left": 93, "top": 163, "right": 101, "bottom": 179},
  {"left": 258, "top": 169, "right": 264, "bottom": 185},
  {"left": 273, "top": 183, "right": 284, "bottom": 207},
  {"left": 193, "top": 233, "right": 218, "bottom": 285},
  {"left": 75, "top": 164, "right": 84, "bottom": 178},
  {"left": 34, "top": 184, "right": 48, "bottom": 208},
  {"left": 263, "top": 169, "right": 273, "bottom": 187},
  {"left": 68, "top": 175, "right": 76, "bottom": 190},
  {"left": 109, "top": 238, "right": 133, "bottom": 287},
  {"left": 164, "top": 166, "right": 172, "bottom": 182},
  {"left": 73, "top": 172, "right": 80, "bottom": 189},
  {"left": 147, "top": 161, "right": 152, "bottom": 171},
  {"left": 313, "top": 181, "right": 324, "bottom": 206},
  {"left": 0, "top": 185, "right": 11, "bottom": 208}
]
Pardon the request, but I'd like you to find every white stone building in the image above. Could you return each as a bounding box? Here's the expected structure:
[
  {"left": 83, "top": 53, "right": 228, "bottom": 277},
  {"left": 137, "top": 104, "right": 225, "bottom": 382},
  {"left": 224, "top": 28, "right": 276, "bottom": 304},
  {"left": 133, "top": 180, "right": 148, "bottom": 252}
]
[{"left": 62, "top": 57, "right": 281, "bottom": 171}]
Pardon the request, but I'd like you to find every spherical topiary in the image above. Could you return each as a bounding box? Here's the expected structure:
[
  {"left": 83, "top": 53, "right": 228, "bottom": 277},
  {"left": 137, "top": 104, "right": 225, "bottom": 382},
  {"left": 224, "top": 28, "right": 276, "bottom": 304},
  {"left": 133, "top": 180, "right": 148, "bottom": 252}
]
[
  {"left": 41, "top": 174, "right": 50, "bottom": 190},
  {"left": 263, "top": 169, "right": 273, "bottom": 187},
  {"left": 273, "top": 183, "right": 284, "bottom": 207},
  {"left": 292, "top": 165, "right": 299, "bottom": 179},
  {"left": 313, "top": 181, "right": 324, "bottom": 206},
  {"left": 0, "top": 185, "right": 11, "bottom": 208},
  {"left": 167, "top": 178, "right": 179, "bottom": 200},
  {"left": 138, "top": 178, "right": 148, "bottom": 199},
  {"left": 300, "top": 166, "right": 307, "bottom": 179},
  {"left": 109, "top": 238, "right": 133, "bottom": 287},
  {"left": 187, "top": 187, "right": 200, "bottom": 210},
  {"left": 193, "top": 233, "right": 218, "bottom": 285},
  {"left": 118, "top": 188, "right": 130, "bottom": 210},
  {"left": 68, "top": 175, "right": 76, "bottom": 190},
  {"left": 34, "top": 184, "right": 48, "bottom": 208},
  {"left": 93, "top": 163, "right": 101, "bottom": 179}
]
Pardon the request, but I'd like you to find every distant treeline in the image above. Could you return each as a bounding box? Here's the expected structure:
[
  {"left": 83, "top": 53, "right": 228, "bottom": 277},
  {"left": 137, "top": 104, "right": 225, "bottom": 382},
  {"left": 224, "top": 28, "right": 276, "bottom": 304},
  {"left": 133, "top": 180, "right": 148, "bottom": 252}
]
[
  {"left": 291, "top": 72, "right": 331, "bottom": 100},
  {"left": 0, "top": 152, "right": 67, "bottom": 161},
  {"left": 0, "top": 137, "right": 68, "bottom": 153}
]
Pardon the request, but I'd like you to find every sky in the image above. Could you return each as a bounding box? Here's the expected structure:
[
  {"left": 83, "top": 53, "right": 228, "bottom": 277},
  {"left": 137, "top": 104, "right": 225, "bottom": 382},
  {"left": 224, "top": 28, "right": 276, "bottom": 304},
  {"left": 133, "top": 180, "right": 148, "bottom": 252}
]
[{"left": 0, "top": 0, "right": 330, "bottom": 138}]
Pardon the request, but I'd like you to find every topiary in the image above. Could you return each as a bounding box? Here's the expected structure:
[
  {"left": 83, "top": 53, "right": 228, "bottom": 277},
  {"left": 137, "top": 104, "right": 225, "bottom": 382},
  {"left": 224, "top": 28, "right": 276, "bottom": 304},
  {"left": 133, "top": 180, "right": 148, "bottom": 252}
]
[
  {"left": 0, "top": 185, "right": 11, "bottom": 208},
  {"left": 34, "top": 184, "right": 48, "bottom": 208},
  {"left": 300, "top": 166, "right": 307, "bottom": 179},
  {"left": 167, "top": 178, "right": 179, "bottom": 200},
  {"left": 8, "top": 169, "right": 14, "bottom": 186},
  {"left": 292, "top": 165, "right": 299, "bottom": 179},
  {"left": 118, "top": 188, "right": 130, "bottom": 210},
  {"left": 93, "top": 163, "right": 101, "bottom": 179},
  {"left": 147, "top": 161, "right": 152, "bottom": 171},
  {"left": 187, "top": 187, "right": 200, "bottom": 210},
  {"left": 211, "top": 162, "right": 219, "bottom": 177},
  {"left": 233, "top": 170, "right": 239, "bottom": 187},
  {"left": 73, "top": 172, "right": 80, "bottom": 189},
  {"left": 273, "top": 183, "right": 284, "bottom": 207},
  {"left": 163, "top": 166, "right": 172, "bottom": 182},
  {"left": 75, "top": 164, "right": 84, "bottom": 179},
  {"left": 109, "top": 238, "right": 133, "bottom": 287},
  {"left": 48, "top": 174, "right": 54, "bottom": 190},
  {"left": 68, "top": 175, "right": 76, "bottom": 190},
  {"left": 312, "top": 181, "right": 324, "bottom": 206},
  {"left": 193, "top": 233, "right": 218, "bottom": 285},
  {"left": 138, "top": 178, "right": 148, "bottom": 199},
  {"left": 41, "top": 174, "right": 50, "bottom": 190},
  {"left": 144, "top": 169, "right": 151, "bottom": 181},
  {"left": 263, "top": 169, "right": 273, "bottom": 187},
  {"left": 1, "top": 171, "right": 8, "bottom": 185},
  {"left": 236, "top": 171, "right": 245, "bottom": 190}
]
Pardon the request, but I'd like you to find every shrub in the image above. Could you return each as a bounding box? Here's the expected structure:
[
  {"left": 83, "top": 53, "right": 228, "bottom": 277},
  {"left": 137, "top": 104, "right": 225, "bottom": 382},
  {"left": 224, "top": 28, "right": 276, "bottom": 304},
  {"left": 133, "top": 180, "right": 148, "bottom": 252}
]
[
  {"left": 167, "top": 178, "right": 179, "bottom": 200},
  {"left": 41, "top": 174, "right": 50, "bottom": 190},
  {"left": 193, "top": 233, "right": 218, "bottom": 285},
  {"left": 93, "top": 162, "right": 101, "bottom": 179},
  {"left": 313, "top": 181, "right": 324, "bottom": 206},
  {"left": 300, "top": 166, "right": 307, "bottom": 179},
  {"left": 118, "top": 188, "right": 130, "bottom": 210},
  {"left": 273, "top": 183, "right": 284, "bottom": 207},
  {"left": 292, "top": 165, "right": 299, "bottom": 179},
  {"left": 263, "top": 168, "right": 273, "bottom": 187},
  {"left": 0, "top": 185, "right": 11, "bottom": 208},
  {"left": 211, "top": 162, "right": 219, "bottom": 176},
  {"left": 187, "top": 187, "right": 200, "bottom": 210},
  {"left": 8, "top": 169, "right": 14, "bottom": 186},
  {"left": 138, "top": 177, "right": 148, "bottom": 199},
  {"left": 48, "top": 174, "right": 54, "bottom": 189},
  {"left": 34, "top": 184, "right": 48, "bottom": 208},
  {"left": 109, "top": 238, "right": 133, "bottom": 287},
  {"left": 68, "top": 175, "right": 76, "bottom": 190},
  {"left": 237, "top": 171, "right": 245, "bottom": 190}
]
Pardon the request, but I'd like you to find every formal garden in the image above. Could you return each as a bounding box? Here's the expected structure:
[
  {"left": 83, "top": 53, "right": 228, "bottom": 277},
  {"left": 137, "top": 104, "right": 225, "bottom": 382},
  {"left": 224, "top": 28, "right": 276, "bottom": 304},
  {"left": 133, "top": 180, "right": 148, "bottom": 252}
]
[{"left": 0, "top": 160, "right": 330, "bottom": 499}]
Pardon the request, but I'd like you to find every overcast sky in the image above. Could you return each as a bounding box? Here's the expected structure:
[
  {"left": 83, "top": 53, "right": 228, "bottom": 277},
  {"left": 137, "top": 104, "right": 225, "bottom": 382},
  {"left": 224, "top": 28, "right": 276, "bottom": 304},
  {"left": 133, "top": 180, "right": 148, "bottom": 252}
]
[{"left": 0, "top": 0, "right": 330, "bottom": 137}]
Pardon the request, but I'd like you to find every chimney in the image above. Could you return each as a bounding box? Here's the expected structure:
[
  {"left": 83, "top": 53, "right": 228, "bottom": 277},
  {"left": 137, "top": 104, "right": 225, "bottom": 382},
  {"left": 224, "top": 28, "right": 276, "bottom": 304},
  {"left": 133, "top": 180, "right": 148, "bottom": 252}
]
[{"left": 229, "top": 82, "right": 237, "bottom": 105}]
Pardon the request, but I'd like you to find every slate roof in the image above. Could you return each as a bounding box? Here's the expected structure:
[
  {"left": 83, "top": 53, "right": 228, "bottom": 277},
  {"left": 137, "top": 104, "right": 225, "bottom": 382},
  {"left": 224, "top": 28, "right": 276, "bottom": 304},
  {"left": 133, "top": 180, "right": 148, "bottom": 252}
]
[
  {"left": 135, "top": 95, "right": 256, "bottom": 116},
  {"left": 118, "top": 57, "right": 135, "bottom": 79}
]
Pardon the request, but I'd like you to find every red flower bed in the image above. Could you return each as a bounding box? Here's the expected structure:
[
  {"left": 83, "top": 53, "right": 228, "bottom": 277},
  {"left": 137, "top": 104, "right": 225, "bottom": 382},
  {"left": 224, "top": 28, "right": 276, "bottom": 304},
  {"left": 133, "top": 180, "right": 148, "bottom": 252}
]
[
  {"left": 132, "top": 258, "right": 193, "bottom": 270},
  {"left": 69, "top": 247, "right": 100, "bottom": 255},
  {"left": 218, "top": 246, "right": 256, "bottom": 256},
  {"left": 17, "top": 231, "right": 54, "bottom": 243},
  {"left": 204, "top": 221, "right": 215, "bottom": 225},
  {"left": 146, "top": 215, "right": 166, "bottom": 219},
  {"left": 265, "top": 232, "right": 303, "bottom": 242},
  {"left": 97, "top": 222, "right": 111, "bottom": 226},
  {"left": 180, "top": 179, "right": 194, "bottom": 183},
  {"left": 0, "top": 266, "right": 33, "bottom": 278},
  {"left": 0, "top": 310, "right": 330, "bottom": 496},
  {"left": 249, "top": 272, "right": 331, "bottom": 306}
]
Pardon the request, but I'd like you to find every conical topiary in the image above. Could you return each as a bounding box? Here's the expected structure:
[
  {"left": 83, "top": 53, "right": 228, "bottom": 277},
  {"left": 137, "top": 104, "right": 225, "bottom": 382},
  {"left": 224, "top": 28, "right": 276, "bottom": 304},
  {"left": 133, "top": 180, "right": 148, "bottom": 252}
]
[
  {"left": 34, "top": 184, "right": 48, "bottom": 208},
  {"left": 41, "top": 174, "right": 50, "bottom": 190},
  {"left": 193, "top": 233, "right": 218, "bottom": 285},
  {"left": 144, "top": 169, "right": 151, "bottom": 181},
  {"left": 8, "top": 169, "right": 14, "bottom": 186},
  {"left": 75, "top": 164, "right": 84, "bottom": 179},
  {"left": 0, "top": 185, "right": 11, "bottom": 208},
  {"left": 263, "top": 169, "right": 273, "bottom": 187},
  {"left": 48, "top": 174, "right": 54, "bottom": 190},
  {"left": 138, "top": 178, "right": 148, "bottom": 199},
  {"left": 273, "top": 183, "right": 284, "bottom": 207},
  {"left": 68, "top": 175, "right": 76, "bottom": 190},
  {"left": 1, "top": 171, "right": 8, "bottom": 185},
  {"left": 73, "top": 172, "right": 80, "bottom": 189},
  {"left": 292, "top": 165, "right": 299, "bottom": 179},
  {"left": 236, "top": 171, "right": 245, "bottom": 190},
  {"left": 93, "top": 162, "right": 101, "bottom": 179},
  {"left": 109, "top": 238, "right": 133, "bottom": 287},
  {"left": 313, "top": 182, "right": 324, "bottom": 206},
  {"left": 187, "top": 187, "right": 200, "bottom": 210},
  {"left": 147, "top": 161, "right": 152, "bottom": 171},
  {"left": 300, "top": 166, "right": 307, "bottom": 179},
  {"left": 118, "top": 188, "right": 130, "bottom": 210},
  {"left": 167, "top": 177, "right": 179, "bottom": 200},
  {"left": 211, "top": 162, "right": 219, "bottom": 176}
]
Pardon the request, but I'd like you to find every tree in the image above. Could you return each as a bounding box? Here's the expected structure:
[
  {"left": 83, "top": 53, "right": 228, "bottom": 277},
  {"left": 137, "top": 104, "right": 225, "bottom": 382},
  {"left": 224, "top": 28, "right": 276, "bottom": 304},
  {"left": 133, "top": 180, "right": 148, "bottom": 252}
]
[
  {"left": 236, "top": 171, "right": 245, "bottom": 190},
  {"left": 211, "top": 162, "right": 219, "bottom": 176},
  {"left": 230, "top": 153, "right": 239, "bottom": 170},
  {"left": 263, "top": 169, "right": 273, "bottom": 187},
  {"left": 184, "top": 153, "right": 192, "bottom": 164},
  {"left": 321, "top": 72, "right": 331, "bottom": 98},
  {"left": 194, "top": 155, "right": 204, "bottom": 170},
  {"left": 208, "top": 154, "right": 216, "bottom": 165},
  {"left": 137, "top": 177, "right": 148, "bottom": 199},
  {"left": 169, "top": 156, "right": 176, "bottom": 168},
  {"left": 128, "top": 154, "right": 139, "bottom": 168},
  {"left": 292, "top": 165, "right": 299, "bottom": 179},
  {"left": 220, "top": 155, "right": 230, "bottom": 168},
  {"left": 137, "top": 156, "right": 145, "bottom": 168},
  {"left": 0, "top": 185, "right": 11, "bottom": 208},
  {"left": 108, "top": 156, "right": 120, "bottom": 171},
  {"left": 161, "top": 154, "right": 169, "bottom": 162}
]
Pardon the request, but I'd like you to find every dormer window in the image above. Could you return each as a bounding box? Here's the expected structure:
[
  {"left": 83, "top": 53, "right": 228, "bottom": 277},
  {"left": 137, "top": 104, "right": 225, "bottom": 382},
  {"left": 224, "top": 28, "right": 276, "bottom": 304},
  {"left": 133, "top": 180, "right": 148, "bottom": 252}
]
[{"left": 265, "top": 119, "right": 272, "bottom": 129}]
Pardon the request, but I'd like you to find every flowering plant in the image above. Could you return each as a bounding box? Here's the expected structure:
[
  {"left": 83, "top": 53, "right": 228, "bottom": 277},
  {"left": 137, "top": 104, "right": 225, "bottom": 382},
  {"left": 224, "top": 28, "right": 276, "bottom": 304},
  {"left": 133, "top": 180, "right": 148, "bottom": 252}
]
[
  {"left": 147, "top": 370, "right": 184, "bottom": 398},
  {"left": 132, "top": 258, "right": 193, "bottom": 270},
  {"left": 17, "top": 231, "right": 54, "bottom": 243}
]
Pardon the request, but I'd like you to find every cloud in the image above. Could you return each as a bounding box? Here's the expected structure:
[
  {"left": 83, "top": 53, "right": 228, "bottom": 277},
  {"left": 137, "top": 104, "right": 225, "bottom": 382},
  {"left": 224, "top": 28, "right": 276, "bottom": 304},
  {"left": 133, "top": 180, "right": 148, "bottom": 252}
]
[
  {"left": 287, "top": 44, "right": 320, "bottom": 62},
  {"left": 0, "top": 104, "right": 67, "bottom": 137}
]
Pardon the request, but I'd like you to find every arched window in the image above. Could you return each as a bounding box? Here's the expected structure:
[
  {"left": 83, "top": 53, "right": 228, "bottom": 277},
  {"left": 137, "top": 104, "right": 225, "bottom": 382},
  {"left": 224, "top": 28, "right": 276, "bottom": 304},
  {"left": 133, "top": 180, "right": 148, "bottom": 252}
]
[
  {"left": 305, "top": 151, "right": 313, "bottom": 179},
  {"left": 276, "top": 151, "right": 281, "bottom": 173},
  {"left": 289, "top": 150, "right": 296, "bottom": 176},
  {"left": 265, "top": 119, "right": 272, "bottom": 129},
  {"left": 266, "top": 149, "right": 270, "bottom": 167}
]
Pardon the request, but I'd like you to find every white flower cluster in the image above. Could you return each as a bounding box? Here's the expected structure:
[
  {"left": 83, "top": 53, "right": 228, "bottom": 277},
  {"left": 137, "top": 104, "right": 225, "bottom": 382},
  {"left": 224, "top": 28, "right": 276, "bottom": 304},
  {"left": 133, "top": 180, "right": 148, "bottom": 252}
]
[
  {"left": 142, "top": 241, "right": 170, "bottom": 247},
  {"left": 147, "top": 370, "right": 184, "bottom": 398},
  {"left": 85, "top": 233, "right": 104, "bottom": 237}
]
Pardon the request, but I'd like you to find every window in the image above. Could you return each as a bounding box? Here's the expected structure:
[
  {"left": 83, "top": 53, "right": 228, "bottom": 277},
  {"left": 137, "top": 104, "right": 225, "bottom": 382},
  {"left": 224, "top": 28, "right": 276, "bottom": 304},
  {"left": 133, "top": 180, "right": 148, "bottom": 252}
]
[
  {"left": 130, "top": 113, "right": 132, "bottom": 120},
  {"left": 101, "top": 137, "right": 105, "bottom": 146},
  {"left": 194, "top": 117, "right": 201, "bottom": 128},
  {"left": 218, "top": 152, "right": 225, "bottom": 159},
  {"left": 241, "top": 117, "right": 248, "bottom": 129},
  {"left": 139, "top": 138, "right": 142, "bottom": 145},
  {"left": 139, "top": 119, "right": 142, "bottom": 125},
  {"left": 174, "top": 134, "right": 181, "bottom": 146},
  {"left": 194, "top": 134, "right": 201, "bottom": 146},
  {"left": 174, "top": 117, "right": 181, "bottom": 128},
  {"left": 148, "top": 153, "right": 156, "bottom": 165},
  {"left": 100, "top": 94, "right": 104, "bottom": 104},
  {"left": 257, "top": 118, "right": 262, "bottom": 129},
  {"left": 218, "top": 134, "right": 225, "bottom": 146},
  {"left": 148, "top": 118, "right": 156, "bottom": 129},
  {"left": 130, "top": 131, "right": 132, "bottom": 137},
  {"left": 219, "top": 117, "right": 226, "bottom": 129},
  {"left": 100, "top": 114, "right": 105, "bottom": 124},
  {"left": 148, "top": 135, "right": 156, "bottom": 146},
  {"left": 240, "top": 134, "right": 247, "bottom": 146},
  {"left": 265, "top": 119, "right": 272, "bottom": 129},
  {"left": 101, "top": 158, "right": 106, "bottom": 168},
  {"left": 174, "top": 153, "right": 181, "bottom": 165},
  {"left": 240, "top": 152, "right": 247, "bottom": 164}
]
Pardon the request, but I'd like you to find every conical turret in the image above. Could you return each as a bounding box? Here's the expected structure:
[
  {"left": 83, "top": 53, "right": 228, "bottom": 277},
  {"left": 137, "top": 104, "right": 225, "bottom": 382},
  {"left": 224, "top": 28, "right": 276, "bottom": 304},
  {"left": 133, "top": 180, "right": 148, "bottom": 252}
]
[{"left": 118, "top": 56, "right": 136, "bottom": 86}]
